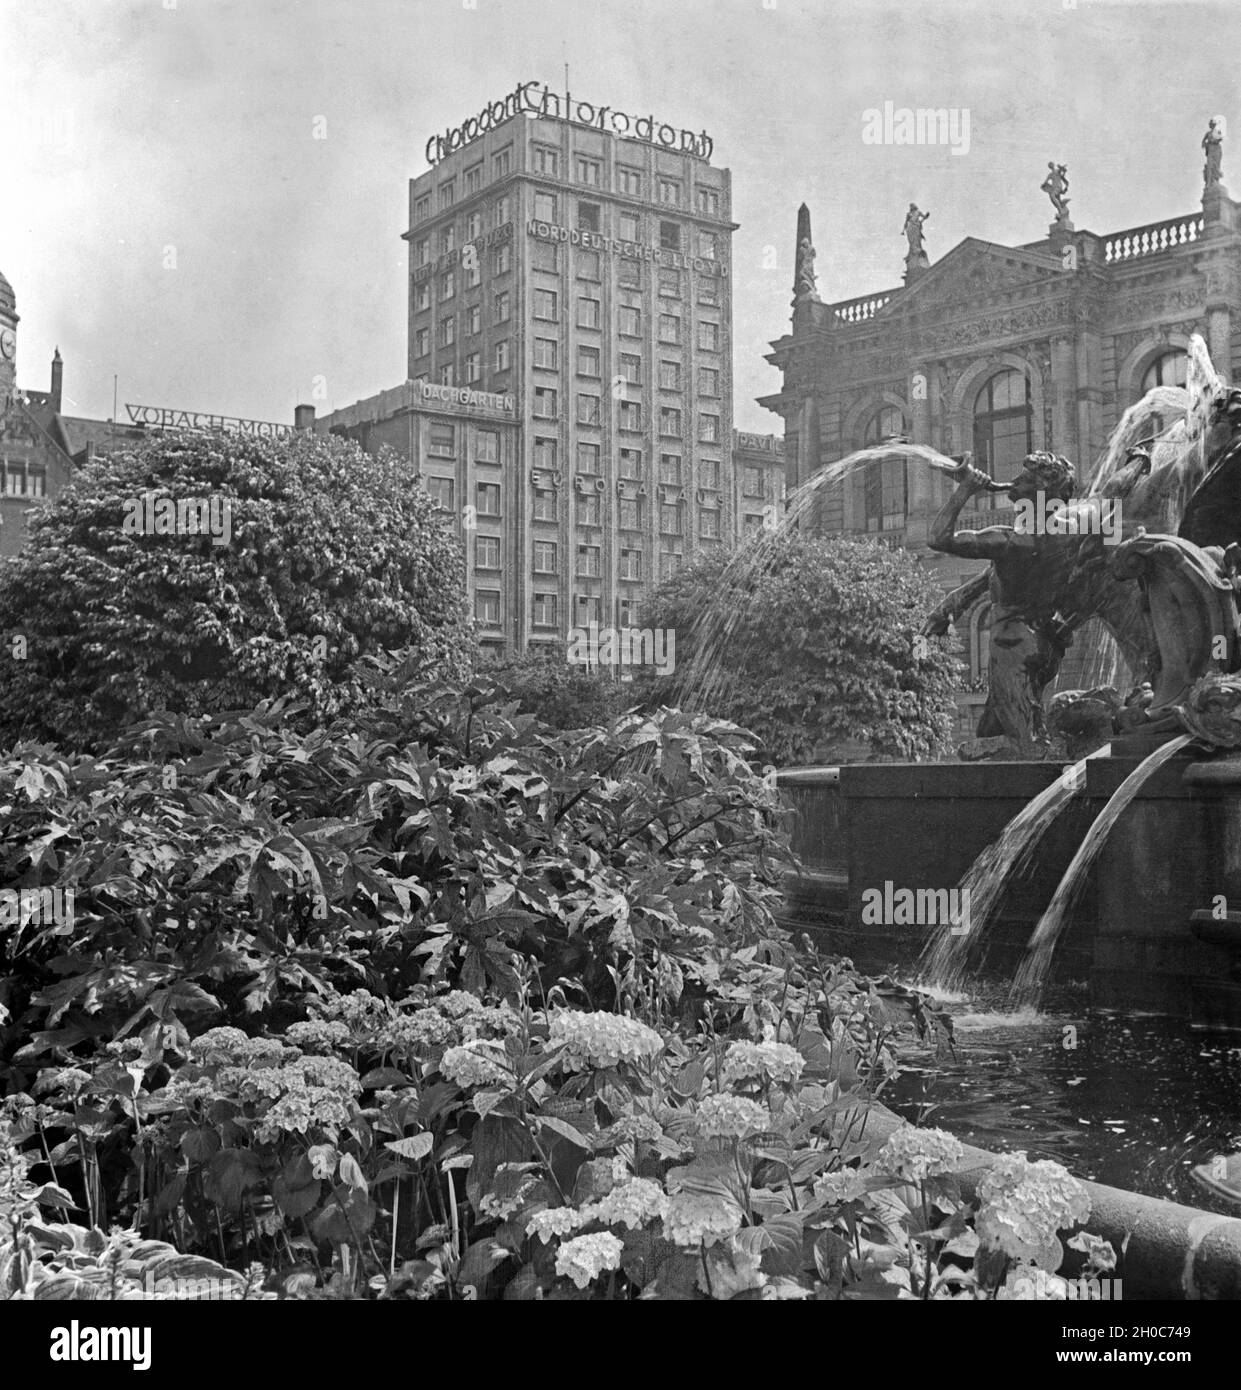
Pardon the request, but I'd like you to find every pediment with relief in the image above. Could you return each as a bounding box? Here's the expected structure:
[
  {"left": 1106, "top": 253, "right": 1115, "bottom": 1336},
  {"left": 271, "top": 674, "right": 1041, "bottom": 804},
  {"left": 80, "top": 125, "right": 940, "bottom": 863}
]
[{"left": 900, "top": 240, "right": 1064, "bottom": 314}]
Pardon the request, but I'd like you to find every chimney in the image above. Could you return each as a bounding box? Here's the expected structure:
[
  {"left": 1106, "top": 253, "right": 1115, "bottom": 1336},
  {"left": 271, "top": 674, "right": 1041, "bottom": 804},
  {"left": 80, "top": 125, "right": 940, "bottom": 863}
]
[
  {"left": 294, "top": 403, "right": 315, "bottom": 432},
  {"left": 50, "top": 347, "right": 63, "bottom": 412}
]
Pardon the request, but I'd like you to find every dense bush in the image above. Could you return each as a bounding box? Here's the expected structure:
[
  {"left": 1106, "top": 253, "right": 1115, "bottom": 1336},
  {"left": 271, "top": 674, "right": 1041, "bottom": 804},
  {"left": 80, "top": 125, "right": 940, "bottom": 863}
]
[
  {"left": 638, "top": 533, "right": 961, "bottom": 766},
  {"left": 481, "top": 648, "right": 627, "bottom": 729},
  {"left": 0, "top": 430, "right": 473, "bottom": 750}
]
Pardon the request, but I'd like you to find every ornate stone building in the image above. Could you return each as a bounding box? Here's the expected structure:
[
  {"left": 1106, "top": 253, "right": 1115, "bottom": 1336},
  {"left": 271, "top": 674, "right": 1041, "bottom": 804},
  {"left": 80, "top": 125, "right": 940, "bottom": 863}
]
[{"left": 760, "top": 128, "right": 1241, "bottom": 738}]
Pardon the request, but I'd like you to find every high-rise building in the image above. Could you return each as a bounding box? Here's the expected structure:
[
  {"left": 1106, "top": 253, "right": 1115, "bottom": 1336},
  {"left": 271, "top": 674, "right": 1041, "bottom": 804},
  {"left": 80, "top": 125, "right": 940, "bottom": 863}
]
[{"left": 399, "top": 80, "right": 737, "bottom": 656}]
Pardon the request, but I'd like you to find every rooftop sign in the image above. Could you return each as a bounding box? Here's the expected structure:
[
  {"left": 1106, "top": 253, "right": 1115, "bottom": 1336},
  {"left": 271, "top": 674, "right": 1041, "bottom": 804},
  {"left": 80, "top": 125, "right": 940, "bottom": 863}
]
[
  {"left": 425, "top": 80, "right": 713, "bottom": 166},
  {"left": 125, "top": 404, "right": 291, "bottom": 438}
]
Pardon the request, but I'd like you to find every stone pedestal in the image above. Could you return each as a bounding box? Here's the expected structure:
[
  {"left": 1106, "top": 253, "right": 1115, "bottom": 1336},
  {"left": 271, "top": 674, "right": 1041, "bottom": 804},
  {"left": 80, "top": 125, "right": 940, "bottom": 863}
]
[{"left": 903, "top": 251, "right": 929, "bottom": 283}]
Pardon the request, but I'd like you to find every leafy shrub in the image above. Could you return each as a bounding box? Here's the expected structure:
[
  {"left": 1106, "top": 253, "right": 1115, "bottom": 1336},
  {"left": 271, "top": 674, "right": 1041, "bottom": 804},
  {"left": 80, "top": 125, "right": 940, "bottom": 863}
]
[
  {"left": 481, "top": 648, "right": 627, "bottom": 730},
  {"left": 636, "top": 532, "right": 961, "bottom": 766},
  {"left": 0, "top": 430, "right": 474, "bottom": 750}
]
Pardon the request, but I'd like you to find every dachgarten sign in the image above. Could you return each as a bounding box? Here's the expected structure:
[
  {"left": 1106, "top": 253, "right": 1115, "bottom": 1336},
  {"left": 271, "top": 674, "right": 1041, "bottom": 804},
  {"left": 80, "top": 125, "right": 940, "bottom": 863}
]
[{"left": 425, "top": 81, "right": 713, "bottom": 165}]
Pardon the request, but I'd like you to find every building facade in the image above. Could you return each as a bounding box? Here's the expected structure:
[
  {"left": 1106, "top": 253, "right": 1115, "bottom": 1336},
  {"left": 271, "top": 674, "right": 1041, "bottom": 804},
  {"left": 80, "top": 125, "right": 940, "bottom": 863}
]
[
  {"left": 398, "top": 81, "right": 738, "bottom": 656},
  {"left": 731, "top": 428, "right": 786, "bottom": 537},
  {"left": 760, "top": 136, "right": 1241, "bottom": 739}
]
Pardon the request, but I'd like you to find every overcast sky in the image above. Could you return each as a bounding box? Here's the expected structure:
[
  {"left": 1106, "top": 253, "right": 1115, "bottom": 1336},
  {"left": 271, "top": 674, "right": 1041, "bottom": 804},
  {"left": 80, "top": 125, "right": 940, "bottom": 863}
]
[{"left": 1, "top": 0, "right": 1236, "bottom": 432}]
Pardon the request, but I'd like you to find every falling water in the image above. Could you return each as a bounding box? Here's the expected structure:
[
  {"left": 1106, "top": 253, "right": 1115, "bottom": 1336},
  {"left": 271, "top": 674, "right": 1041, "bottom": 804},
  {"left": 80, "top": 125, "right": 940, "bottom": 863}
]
[
  {"left": 1010, "top": 734, "right": 1194, "bottom": 1008},
  {"left": 918, "top": 743, "right": 1113, "bottom": 992}
]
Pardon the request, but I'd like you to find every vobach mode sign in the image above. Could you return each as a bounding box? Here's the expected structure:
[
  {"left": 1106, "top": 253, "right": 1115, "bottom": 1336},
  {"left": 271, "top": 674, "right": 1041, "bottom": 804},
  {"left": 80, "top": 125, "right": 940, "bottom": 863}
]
[{"left": 425, "top": 80, "right": 713, "bottom": 165}]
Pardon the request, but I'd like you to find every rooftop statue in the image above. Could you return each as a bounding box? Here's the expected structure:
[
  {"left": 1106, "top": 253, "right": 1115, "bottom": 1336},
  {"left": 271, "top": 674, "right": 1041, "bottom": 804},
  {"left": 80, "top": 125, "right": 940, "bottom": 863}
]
[
  {"left": 1041, "top": 162, "right": 1071, "bottom": 221},
  {"left": 1203, "top": 118, "right": 1225, "bottom": 190},
  {"left": 902, "top": 203, "right": 930, "bottom": 259}
]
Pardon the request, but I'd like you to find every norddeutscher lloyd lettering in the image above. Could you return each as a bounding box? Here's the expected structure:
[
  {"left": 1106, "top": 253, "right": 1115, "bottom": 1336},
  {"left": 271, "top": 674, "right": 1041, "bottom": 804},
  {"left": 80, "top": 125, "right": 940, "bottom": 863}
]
[{"left": 526, "top": 220, "right": 728, "bottom": 277}]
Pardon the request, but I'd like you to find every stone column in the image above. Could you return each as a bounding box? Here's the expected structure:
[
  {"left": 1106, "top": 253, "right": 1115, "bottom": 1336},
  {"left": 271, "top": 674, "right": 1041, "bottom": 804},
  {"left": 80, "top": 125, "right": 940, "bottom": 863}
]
[
  {"left": 1207, "top": 302, "right": 1232, "bottom": 371},
  {"left": 1049, "top": 334, "right": 1076, "bottom": 462},
  {"left": 903, "top": 362, "right": 934, "bottom": 546}
]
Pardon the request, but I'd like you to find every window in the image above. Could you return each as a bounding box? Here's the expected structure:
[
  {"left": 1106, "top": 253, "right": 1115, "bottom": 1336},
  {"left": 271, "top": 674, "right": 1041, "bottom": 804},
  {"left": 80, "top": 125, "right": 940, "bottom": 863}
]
[
  {"left": 972, "top": 370, "right": 1032, "bottom": 492},
  {"left": 440, "top": 225, "right": 456, "bottom": 256},
  {"left": 465, "top": 351, "right": 481, "bottom": 384},
  {"left": 659, "top": 453, "right": 682, "bottom": 485},
  {"left": 697, "top": 231, "right": 716, "bottom": 260},
  {"left": 464, "top": 163, "right": 482, "bottom": 195},
  {"left": 438, "top": 315, "right": 455, "bottom": 346},
  {"left": 576, "top": 493, "right": 601, "bottom": 526},
  {"left": 619, "top": 306, "right": 641, "bottom": 336},
  {"left": 658, "top": 178, "right": 681, "bottom": 206},
  {"left": 533, "top": 240, "right": 559, "bottom": 272},
  {"left": 744, "top": 512, "right": 766, "bottom": 534},
  {"left": 577, "top": 157, "right": 601, "bottom": 186},
  {"left": 534, "top": 191, "right": 558, "bottom": 222},
  {"left": 577, "top": 346, "right": 601, "bottom": 378},
  {"left": 620, "top": 353, "right": 642, "bottom": 385},
  {"left": 659, "top": 314, "right": 681, "bottom": 345},
  {"left": 413, "top": 237, "right": 430, "bottom": 268},
  {"left": 1142, "top": 350, "right": 1190, "bottom": 434},
  {"left": 533, "top": 487, "right": 557, "bottom": 522},
  {"left": 659, "top": 360, "right": 681, "bottom": 391},
  {"left": 621, "top": 548, "right": 643, "bottom": 580},
  {"left": 697, "top": 321, "right": 719, "bottom": 351},
  {"left": 414, "top": 195, "right": 431, "bottom": 222},
  {"left": 533, "top": 540, "right": 558, "bottom": 573},
  {"left": 619, "top": 211, "right": 640, "bottom": 241},
  {"left": 658, "top": 268, "right": 681, "bottom": 299},
  {"left": 577, "top": 442, "right": 601, "bottom": 474},
  {"left": 578, "top": 296, "right": 601, "bottom": 329},
  {"left": 533, "top": 288, "right": 558, "bottom": 320},
  {"left": 618, "top": 167, "right": 642, "bottom": 197},
  {"left": 577, "top": 544, "right": 602, "bottom": 577},
  {"left": 533, "top": 438, "right": 557, "bottom": 470},
  {"left": 578, "top": 201, "right": 600, "bottom": 232},
  {"left": 466, "top": 304, "right": 481, "bottom": 335},
  {"left": 695, "top": 187, "right": 720, "bottom": 216},
  {"left": 475, "top": 535, "right": 500, "bottom": 568},
  {"left": 534, "top": 337, "right": 558, "bottom": 370},
  {"left": 492, "top": 147, "right": 511, "bottom": 178},
  {"left": 463, "top": 253, "right": 480, "bottom": 290},
  {"left": 577, "top": 393, "right": 602, "bottom": 426},
  {"left": 477, "top": 482, "right": 501, "bottom": 516},
  {"left": 659, "top": 407, "right": 682, "bottom": 436},
  {"left": 414, "top": 281, "right": 430, "bottom": 312},
  {"left": 660, "top": 503, "right": 682, "bottom": 535},
  {"left": 493, "top": 194, "right": 511, "bottom": 226},
  {"left": 659, "top": 220, "right": 681, "bottom": 252},
  {"left": 698, "top": 413, "right": 720, "bottom": 444},
  {"left": 440, "top": 270, "right": 456, "bottom": 301},
  {"left": 493, "top": 243, "right": 511, "bottom": 275},
  {"left": 532, "top": 592, "right": 558, "bottom": 628},
  {"left": 429, "top": 424, "right": 455, "bottom": 458},
  {"left": 698, "top": 278, "right": 718, "bottom": 307},
  {"left": 619, "top": 498, "right": 643, "bottom": 530},
  {"left": 465, "top": 210, "right": 482, "bottom": 241},
  {"left": 438, "top": 363, "right": 456, "bottom": 386},
  {"left": 534, "top": 387, "right": 558, "bottom": 419},
  {"left": 618, "top": 596, "right": 635, "bottom": 628},
  {"left": 494, "top": 290, "right": 511, "bottom": 323},
  {"left": 620, "top": 448, "right": 642, "bottom": 479},
  {"left": 660, "top": 550, "right": 683, "bottom": 580},
  {"left": 618, "top": 258, "right": 642, "bottom": 288},
  {"left": 476, "top": 430, "right": 499, "bottom": 464},
  {"left": 699, "top": 367, "right": 720, "bottom": 397},
  {"left": 439, "top": 180, "right": 456, "bottom": 209},
  {"left": 618, "top": 401, "right": 642, "bottom": 431},
  {"left": 700, "top": 507, "right": 720, "bottom": 539},
  {"left": 475, "top": 590, "right": 500, "bottom": 626},
  {"left": 862, "top": 405, "right": 909, "bottom": 532},
  {"left": 415, "top": 327, "right": 430, "bottom": 358},
  {"left": 425, "top": 476, "right": 454, "bottom": 509},
  {"left": 577, "top": 594, "right": 602, "bottom": 625},
  {"left": 9, "top": 462, "right": 46, "bottom": 497},
  {"left": 495, "top": 340, "right": 511, "bottom": 372},
  {"left": 701, "top": 458, "right": 721, "bottom": 489},
  {"left": 743, "top": 466, "right": 764, "bottom": 498},
  {"left": 533, "top": 145, "right": 559, "bottom": 176},
  {"left": 577, "top": 250, "right": 601, "bottom": 281}
]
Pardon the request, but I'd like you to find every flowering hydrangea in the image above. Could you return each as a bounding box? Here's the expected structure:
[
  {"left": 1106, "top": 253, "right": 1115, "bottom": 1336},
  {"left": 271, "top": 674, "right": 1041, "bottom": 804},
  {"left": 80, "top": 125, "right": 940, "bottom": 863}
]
[
  {"left": 459, "top": 1005, "right": 523, "bottom": 1042},
  {"left": 663, "top": 1191, "right": 743, "bottom": 1248},
  {"left": 876, "top": 1125, "right": 964, "bottom": 1183},
  {"left": 976, "top": 1153, "right": 1091, "bottom": 1268},
  {"left": 436, "top": 990, "right": 485, "bottom": 1019},
  {"left": 315, "top": 989, "right": 389, "bottom": 1030},
  {"left": 591, "top": 1177, "right": 670, "bottom": 1230},
  {"left": 478, "top": 1169, "right": 541, "bottom": 1221},
  {"left": 813, "top": 1168, "right": 869, "bottom": 1205},
  {"left": 720, "top": 1041, "right": 805, "bottom": 1088},
  {"left": 439, "top": 1039, "right": 511, "bottom": 1089},
  {"left": 527, "top": 1205, "right": 587, "bottom": 1242},
  {"left": 554, "top": 1231, "right": 624, "bottom": 1288},
  {"left": 188, "top": 1028, "right": 289, "bottom": 1068},
  {"left": 600, "top": 1112, "right": 665, "bottom": 1145},
  {"left": 996, "top": 1266, "right": 1071, "bottom": 1300},
  {"left": 549, "top": 1011, "right": 663, "bottom": 1072},
  {"left": 693, "top": 1093, "right": 770, "bottom": 1140},
  {"left": 284, "top": 1020, "right": 353, "bottom": 1054},
  {"left": 379, "top": 1010, "right": 454, "bottom": 1052}
]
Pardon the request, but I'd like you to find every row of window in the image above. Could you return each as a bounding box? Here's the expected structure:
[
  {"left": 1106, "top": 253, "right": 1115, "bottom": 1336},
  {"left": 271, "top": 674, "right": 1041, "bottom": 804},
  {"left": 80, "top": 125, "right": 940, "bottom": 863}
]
[
  {"left": 424, "top": 476, "right": 711, "bottom": 534},
  {"left": 3, "top": 462, "right": 48, "bottom": 497},
  {"left": 472, "top": 531, "right": 721, "bottom": 575},
  {"left": 532, "top": 341, "right": 721, "bottom": 394},
  {"left": 478, "top": 586, "right": 685, "bottom": 630},
  {"left": 531, "top": 391, "right": 721, "bottom": 438}
]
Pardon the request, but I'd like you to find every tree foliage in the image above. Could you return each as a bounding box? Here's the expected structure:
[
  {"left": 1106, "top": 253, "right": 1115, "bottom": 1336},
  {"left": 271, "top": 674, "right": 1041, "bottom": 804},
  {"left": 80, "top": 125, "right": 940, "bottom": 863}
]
[
  {"left": 637, "top": 532, "right": 961, "bottom": 765},
  {"left": 482, "top": 646, "right": 628, "bottom": 729},
  {"left": 0, "top": 430, "right": 474, "bottom": 749}
]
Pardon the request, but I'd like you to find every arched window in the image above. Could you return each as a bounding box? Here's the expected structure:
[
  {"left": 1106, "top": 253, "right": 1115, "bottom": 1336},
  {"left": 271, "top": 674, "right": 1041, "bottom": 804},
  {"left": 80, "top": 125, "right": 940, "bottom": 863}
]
[
  {"left": 861, "top": 405, "right": 907, "bottom": 532},
  {"left": 1141, "top": 350, "right": 1189, "bottom": 437},
  {"left": 972, "top": 370, "right": 1032, "bottom": 496}
]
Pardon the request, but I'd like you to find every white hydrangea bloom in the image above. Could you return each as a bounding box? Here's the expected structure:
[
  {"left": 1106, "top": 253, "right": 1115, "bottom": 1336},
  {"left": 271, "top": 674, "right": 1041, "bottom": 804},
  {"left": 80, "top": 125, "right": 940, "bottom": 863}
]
[
  {"left": 663, "top": 1191, "right": 743, "bottom": 1248},
  {"left": 526, "top": 1206, "right": 586, "bottom": 1242},
  {"left": 439, "top": 1039, "right": 511, "bottom": 1089},
  {"left": 720, "top": 1040, "right": 805, "bottom": 1088},
  {"left": 875, "top": 1124, "right": 964, "bottom": 1182},
  {"left": 976, "top": 1153, "right": 1091, "bottom": 1268},
  {"left": 554, "top": 1231, "right": 624, "bottom": 1288},
  {"left": 812, "top": 1168, "right": 868, "bottom": 1205},
  {"left": 549, "top": 1011, "right": 664, "bottom": 1072},
  {"left": 592, "top": 1178, "right": 670, "bottom": 1230},
  {"left": 693, "top": 1092, "right": 770, "bottom": 1140}
]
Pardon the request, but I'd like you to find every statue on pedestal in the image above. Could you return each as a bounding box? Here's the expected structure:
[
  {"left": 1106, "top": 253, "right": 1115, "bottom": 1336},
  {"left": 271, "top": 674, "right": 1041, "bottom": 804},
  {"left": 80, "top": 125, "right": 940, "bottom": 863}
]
[
  {"left": 792, "top": 202, "right": 821, "bottom": 306},
  {"left": 902, "top": 203, "right": 929, "bottom": 259},
  {"left": 1203, "top": 118, "right": 1225, "bottom": 190},
  {"left": 1041, "top": 162, "right": 1071, "bottom": 221}
]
